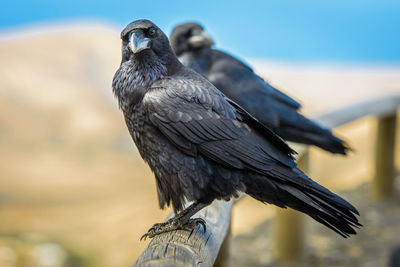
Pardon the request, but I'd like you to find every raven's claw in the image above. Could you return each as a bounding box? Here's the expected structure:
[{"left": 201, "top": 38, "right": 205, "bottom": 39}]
[{"left": 140, "top": 217, "right": 206, "bottom": 241}]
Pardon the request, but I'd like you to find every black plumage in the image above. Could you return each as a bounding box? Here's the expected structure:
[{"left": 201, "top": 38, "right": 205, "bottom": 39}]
[
  {"left": 112, "top": 19, "right": 360, "bottom": 239},
  {"left": 170, "top": 23, "right": 350, "bottom": 154}
]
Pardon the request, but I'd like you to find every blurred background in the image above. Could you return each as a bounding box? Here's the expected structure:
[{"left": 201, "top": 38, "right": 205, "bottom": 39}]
[{"left": 0, "top": 1, "right": 399, "bottom": 266}]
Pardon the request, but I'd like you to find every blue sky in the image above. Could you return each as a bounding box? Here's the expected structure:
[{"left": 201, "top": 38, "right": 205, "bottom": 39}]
[{"left": 1, "top": 0, "right": 400, "bottom": 63}]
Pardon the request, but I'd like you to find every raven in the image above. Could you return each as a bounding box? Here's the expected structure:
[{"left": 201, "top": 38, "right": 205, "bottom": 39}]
[
  {"left": 170, "top": 23, "right": 350, "bottom": 154},
  {"left": 112, "top": 19, "right": 360, "bottom": 239}
]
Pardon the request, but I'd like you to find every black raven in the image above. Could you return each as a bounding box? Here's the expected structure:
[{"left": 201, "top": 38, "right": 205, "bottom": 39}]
[
  {"left": 112, "top": 19, "right": 360, "bottom": 239},
  {"left": 170, "top": 23, "right": 350, "bottom": 154}
]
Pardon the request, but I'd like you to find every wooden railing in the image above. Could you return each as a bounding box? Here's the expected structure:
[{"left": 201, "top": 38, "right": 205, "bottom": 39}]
[{"left": 134, "top": 94, "right": 400, "bottom": 266}]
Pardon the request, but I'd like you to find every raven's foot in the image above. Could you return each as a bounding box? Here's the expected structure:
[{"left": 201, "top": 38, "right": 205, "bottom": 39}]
[
  {"left": 140, "top": 217, "right": 206, "bottom": 240},
  {"left": 140, "top": 202, "right": 208, "bottom": 241}
]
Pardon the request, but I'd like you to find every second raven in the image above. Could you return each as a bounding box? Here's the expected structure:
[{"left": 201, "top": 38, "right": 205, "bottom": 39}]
[{"left": 170, "top": 23, "right": 350, "bottom": 154}]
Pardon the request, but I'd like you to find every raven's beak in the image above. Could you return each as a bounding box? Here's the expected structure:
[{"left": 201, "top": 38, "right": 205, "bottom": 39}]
[
  {"left": 129, "top": 30, "right": 151, "bottom": 54},
  {"left": 188, "top": 29, "right": 214, "bottom": 48}
]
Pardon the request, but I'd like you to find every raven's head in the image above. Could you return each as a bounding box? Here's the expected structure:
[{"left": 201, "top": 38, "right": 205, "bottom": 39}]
[
  {"left": 120, "top": 19, "right": 177, "bottom": 66},
  {"left": 170, "top": 22, "right": 215, "bottom": 56},
  {"left": 113, "top": 20, "right": 182, "bottom": 104}
]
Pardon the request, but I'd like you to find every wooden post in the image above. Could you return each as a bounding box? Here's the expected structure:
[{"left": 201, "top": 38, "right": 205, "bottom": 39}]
[
  {"left": 274, "top": 208, "right": 305, "bottom": 263},
  {"left": 214, "top": 224, "right": 231, "bottom": 267},
  {"left": 372, "top": 113, "right": 397, "bottom": 200},
  {"left": 133, "top": 200, "right": 232, "bottom": 267},
  {"left": 273, "top": 147, "right": 309, "bottom": 263}
]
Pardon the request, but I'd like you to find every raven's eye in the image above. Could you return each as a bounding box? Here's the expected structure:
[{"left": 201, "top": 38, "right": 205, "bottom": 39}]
[{"left": 148, "top": 27, "right": 156, "bottom": 36}]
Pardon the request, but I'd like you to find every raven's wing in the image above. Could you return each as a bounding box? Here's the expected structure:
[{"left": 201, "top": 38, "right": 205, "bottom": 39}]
[
  {"left": 260, "top": 77, "right": 302, "bottom": 109},
  {"left": 209, "top": 50, "right": 301, "bottom": 110},
  {"left": 143, "top": 70, "right": 297, "bottom": 174},
  {"left": 206, "top": 50, "right": 349, "bottom": 154}
]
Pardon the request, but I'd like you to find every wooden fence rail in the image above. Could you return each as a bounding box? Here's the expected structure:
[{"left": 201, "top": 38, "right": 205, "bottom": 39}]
[{"left": 134, "top": 94, "right": 400, "bottom": 266}]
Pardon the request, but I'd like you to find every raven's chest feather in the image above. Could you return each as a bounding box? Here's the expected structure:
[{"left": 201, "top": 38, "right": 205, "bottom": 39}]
[
  {"left": 123, "top": 103, "right": 174, "bottom": 172},
  {"left": 124, "top": 104, "right": 156, "bottom": 152}
]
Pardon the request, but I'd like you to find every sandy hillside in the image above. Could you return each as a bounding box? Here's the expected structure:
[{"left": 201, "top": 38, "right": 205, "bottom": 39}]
[
  {"left": 0, "top": 24, "right": 170, "bottom": 267},
  {"left": 0, "top": 23, "right": 399, "bottom": 267}
]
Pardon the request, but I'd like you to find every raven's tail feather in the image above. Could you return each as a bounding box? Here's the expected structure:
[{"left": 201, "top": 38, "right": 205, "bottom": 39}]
[
  {"left": 270, "top": 112, "right": 351, "bottom": 155},
  {"left": 276, "top": 126, "right": 351, "bottom": 155},
  {"left": 245, "top": 168, "right": 361, "bottom": 237}
]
